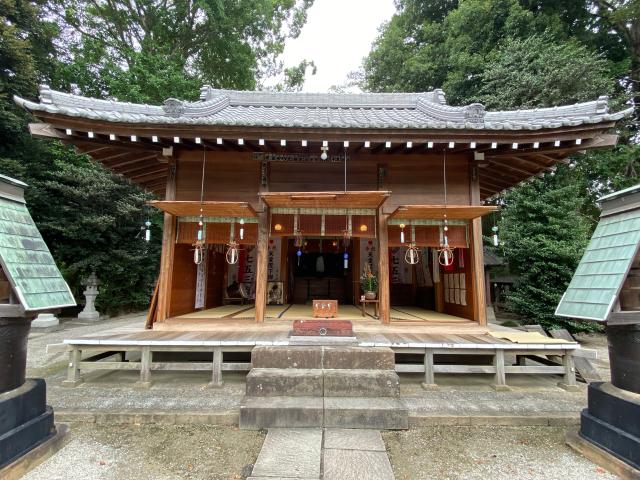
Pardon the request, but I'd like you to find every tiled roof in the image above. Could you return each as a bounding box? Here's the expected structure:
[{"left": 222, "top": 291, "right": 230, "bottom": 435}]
[
  {"left": 0, "top": 177, "right": 75, "bottom": 310},
  {"left": 14, "top": 85, "right": 632, "bottom": 131},
  {"left": 556, "top": 185, "right": 640, "bottom": 321}
]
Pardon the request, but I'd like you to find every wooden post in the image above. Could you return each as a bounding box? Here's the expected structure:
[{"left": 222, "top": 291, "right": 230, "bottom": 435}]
[
  {"left": 377, "top": 210, "right": 390, "bottom": 324},
  {"left": 210, "top": 347, "right": 223, "bottom": 387},
  {"left": 421, "top": 350, "right": 438, "bottom": 390},
  {"left": 558, "top": 353, "right": 579, "bottom": 391},
  {"left": 156, "top": 161, "right": 177, "bottom": 322},
  {"left": 254, "top": 208, "right": 269, "bottom": 323},
  {"left": 469, "top": 164, "right": 487, "bottom": 325},
  {"left": 62, "top": 348, "right": 82, "bottom": 387},
  {"left": 138, "top": 347, "right": 152, "bottom": 388},
  {"left": 492, "top": 349, "right": 510, "bottom": 391}
]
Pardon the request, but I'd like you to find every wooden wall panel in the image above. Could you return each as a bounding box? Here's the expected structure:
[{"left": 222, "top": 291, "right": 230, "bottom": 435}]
[
  {"left": 168, "top": 244, "right": 198, "bottom": 317},
  {"left": 442, "top": 248, "right": 474, "bottom": 320},
  {"left": 176, "top": 151, "right": 260, "bottom": 207},
  {"left": 269, "top": 158, "right": 377, "bottom": 192}
]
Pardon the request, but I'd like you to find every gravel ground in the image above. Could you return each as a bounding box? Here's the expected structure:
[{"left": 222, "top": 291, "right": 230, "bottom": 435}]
[
  {"left": 23, "top": 423, "right": 265, "bottom": 480},
  {"left": 383, "top": 425, "right": 616, "bottom": 480}
]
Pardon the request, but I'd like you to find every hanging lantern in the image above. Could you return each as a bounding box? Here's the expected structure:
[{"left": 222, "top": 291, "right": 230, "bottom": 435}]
[
  {"left": 142, "top": 220, "right": 152, "bottom": 242},
  {"left": 294, "top": 229, "right": 303, "bottom": 265},
  {"left": 239, "top": 219, "right": 245, "bottom": 241},
  {"left": 226, "top": 241, "right": 239, "bottom": 264},
  {"left": 343, "top": 251, "right": 349, "bottom": 269},
  {"left": 193, "top": 219, "right": 205, "bottom": 264},
  {"left": 399, "top": 223, "right": 406, "bottom": 244},
  {"left": 492, "top": 225, "right": 499, "bottom": 247},
  {"left": 405, "top": 243, "right": 420, "bottom": 265}
]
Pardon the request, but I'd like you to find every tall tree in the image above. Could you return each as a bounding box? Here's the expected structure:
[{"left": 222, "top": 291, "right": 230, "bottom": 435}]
[
  {"left": 362, "top": 0, "right": 635, "bottom": 330},
  {"left": 1, "top": 0, "right": 161, "bottom": 313},
  {"left": 46, "top": 0, "right": 314, "bottom": 103}
]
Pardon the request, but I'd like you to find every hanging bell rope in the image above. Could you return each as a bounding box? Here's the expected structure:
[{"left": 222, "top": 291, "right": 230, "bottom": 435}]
[
  {"left": 193, "top": 145, "right": 207, "bottom": 265},
  {"left": 438, "top": 149, "right": 455, "bottom": 266}
]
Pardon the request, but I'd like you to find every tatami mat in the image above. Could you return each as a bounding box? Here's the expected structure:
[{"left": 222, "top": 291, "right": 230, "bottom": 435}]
[
  {"left": 391, "top": 306, "right": 469, "bottom": 323},
  {"left": 232, "top": 304, "right": 291, "bottom": 319},
  {"left": 279, "top": 304, "right": 365, "bottom": 320},
  {"left": 176, "top": 305, "right": 252, "bottom": 319}
]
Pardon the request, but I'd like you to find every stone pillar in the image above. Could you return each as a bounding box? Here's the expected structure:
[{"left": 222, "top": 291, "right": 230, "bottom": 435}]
[{"left": 77, "top": 272, "right": 101, "bottom": 321}]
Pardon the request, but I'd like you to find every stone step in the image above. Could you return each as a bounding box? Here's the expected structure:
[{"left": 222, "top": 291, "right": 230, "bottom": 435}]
[
  {"left": 323, "top": 347, "right": 395, "bottom": 370},
  {"left": 251, "top": 346, "right": 323, "bottom": 369},
  {"left": 323, "top": 369, "right": 400, "bottom": 397},
  {"left": 239, "top": 396, "right": 408, "bottom": 430},
  {"left": 240, "top": 396, "right": 323, "bottom": 429},
  {"left": 246, "top": 368, "right": 323, "bottom": 397},
  {"left": 251, "top": 346, "right": 395, "bottom": 370},
  {"left": 324, "top": 397, "right": 408, "bottom": 430}
]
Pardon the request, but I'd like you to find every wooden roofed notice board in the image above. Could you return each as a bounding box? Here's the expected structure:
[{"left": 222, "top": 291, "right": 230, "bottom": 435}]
[
  {"left": 556, "top": 184, "right": 640, "bottom": 322},
  {"left": 0, "top": 174, "right": 75, "bottom": 311}
]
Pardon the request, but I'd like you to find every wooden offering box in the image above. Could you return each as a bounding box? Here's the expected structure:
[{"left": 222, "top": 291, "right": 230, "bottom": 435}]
[
  {"left": 313, "top": 299, "right": 338, "bottom": 318},
  {"left": 292, "top": 319, "right": 353, "bottom": 337}
]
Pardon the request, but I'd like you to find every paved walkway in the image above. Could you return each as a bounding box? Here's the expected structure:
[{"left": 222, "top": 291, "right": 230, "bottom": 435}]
[{"left": 249, "top": 428, "right": 394, "bottom": 480}]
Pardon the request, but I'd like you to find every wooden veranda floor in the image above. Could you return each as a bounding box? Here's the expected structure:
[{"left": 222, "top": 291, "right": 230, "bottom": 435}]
[{"left": 164, "top": 304, "right": 480, "bottom": 334}]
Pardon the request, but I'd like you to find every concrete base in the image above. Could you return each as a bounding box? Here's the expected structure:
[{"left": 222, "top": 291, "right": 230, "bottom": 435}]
[
  {"left": 491, "top": 384, "right": 512, "bottom": 392},
  {"left": 421, "top": 382, "right": 440, "bottom": 391},
  {"left": 558, "top": 382, "right": 581, "bottom": 392},
  {"left": 578, "top": 383, "right": 640, "bottom": 471},
  {"left": 30, "top": 314, "right": 59, "bottom": 329},
  {"left": 0, "top": 424, "right": 69, "bottom": 480},
  {"left": 567, "top": 427, "right": 640, "bottom": 480},
  {"left": 0, "top": 379, "right": 56, "bottom": 469}
]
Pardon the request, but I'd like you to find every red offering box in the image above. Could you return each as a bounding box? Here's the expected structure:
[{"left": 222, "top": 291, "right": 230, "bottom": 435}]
[{"left": 292, "top": 319, "right": 353, "bottom": 337}]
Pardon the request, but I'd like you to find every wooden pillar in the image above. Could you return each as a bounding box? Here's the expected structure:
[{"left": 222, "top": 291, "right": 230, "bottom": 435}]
[
  {"left": 492, "top": 349, "right": 509, "bottom": 391},
  {"left": 156, "top": 162, "right": 177, "bottom": 322},
  {"left": 62, "top": 348, "right": 82, "bottom": 387},
  {"left": 210, "top": 347, "right": 223, "bottom": 387},
  {"left": 470, "top": 164, "right": 487, "bottom": 325},
  {"left": 558, "top": 353, "right": 578, "bottom": 391},
  {"left": 138, "top": 347, "right": 152, "bottom": 388},
  {"left": 377, "top": 210, "right": 390, "bottom": 324},
  {"left": 421, "top": 350, "right": 438, "bottom": 390},
  {"left": 254, "top": 208, "right": 269, "bottom": 323}
]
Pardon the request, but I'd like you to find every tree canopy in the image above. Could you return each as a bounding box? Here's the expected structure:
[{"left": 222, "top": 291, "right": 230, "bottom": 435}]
[
  {"left": 0, "top": 0, "right": 314, "bottom": 313},
  {"left": 363, "top": 0, "right": 638, "bottom": 331}
]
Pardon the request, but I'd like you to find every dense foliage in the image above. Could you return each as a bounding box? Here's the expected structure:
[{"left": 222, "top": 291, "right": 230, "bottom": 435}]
[
  {"left": 364, "top": 0, "right": 639, "bottom": 331},
  {"left": 0, "top": 0, "right": 313, "bottom": 314}
]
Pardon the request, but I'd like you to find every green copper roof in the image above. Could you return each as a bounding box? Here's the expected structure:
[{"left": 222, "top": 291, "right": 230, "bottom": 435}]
[
  {"left": 556, "top": 203, "right": 640, "bottom": 321},
  {"left": 0, "top": 194, "right": 75, "bottom": 310}
]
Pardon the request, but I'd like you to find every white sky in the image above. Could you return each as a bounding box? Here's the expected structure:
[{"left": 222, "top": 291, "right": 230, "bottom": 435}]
[{"left": 274, "top": 0, "right": 397, "bottom": 92}]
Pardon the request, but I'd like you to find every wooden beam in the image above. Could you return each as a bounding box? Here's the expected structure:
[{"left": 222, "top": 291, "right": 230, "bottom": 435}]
[
  {"left": 254, "top": 208, "right": 269, "bottom": 323},
  {"left": 377, "top": 210, "right": 390, "bottom": 324}
]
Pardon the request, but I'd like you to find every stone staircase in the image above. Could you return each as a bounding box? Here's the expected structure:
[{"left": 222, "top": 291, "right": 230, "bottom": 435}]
[{"left": 240, "top": 346, "right": 408, "bottom": 430}]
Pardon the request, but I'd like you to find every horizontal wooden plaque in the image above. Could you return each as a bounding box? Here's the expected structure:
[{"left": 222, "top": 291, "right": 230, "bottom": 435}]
[{"left": 292, "top": 319, "right": 353, "bottom": 337}]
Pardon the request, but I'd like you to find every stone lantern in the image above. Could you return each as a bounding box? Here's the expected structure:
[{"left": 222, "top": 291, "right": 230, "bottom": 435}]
[{"left": 77, "top": 272, "right": 101, "bottom": 321}]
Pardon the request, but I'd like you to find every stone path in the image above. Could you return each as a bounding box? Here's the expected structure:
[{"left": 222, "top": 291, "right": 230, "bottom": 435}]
[{"left": 248, "top": 428, "right": 395, "bottom": 480}]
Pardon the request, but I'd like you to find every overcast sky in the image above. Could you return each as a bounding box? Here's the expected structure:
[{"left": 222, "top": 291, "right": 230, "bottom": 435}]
[{"left": 275, "top": 0, "right": 397, "bottom": 92}]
